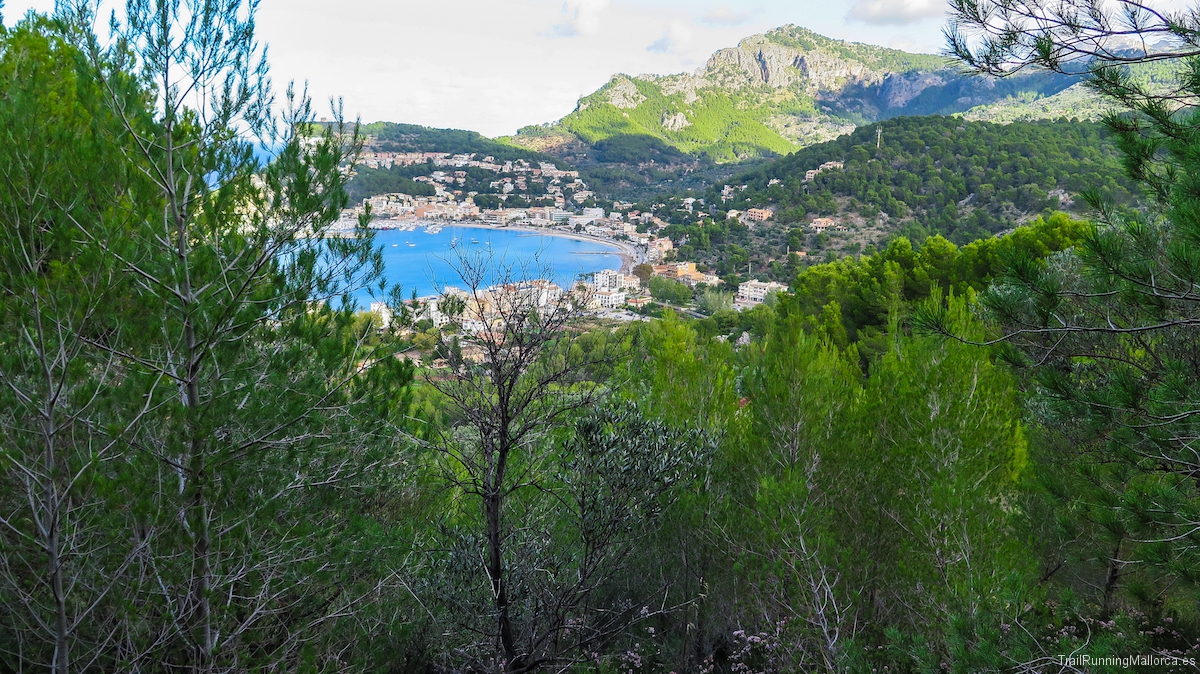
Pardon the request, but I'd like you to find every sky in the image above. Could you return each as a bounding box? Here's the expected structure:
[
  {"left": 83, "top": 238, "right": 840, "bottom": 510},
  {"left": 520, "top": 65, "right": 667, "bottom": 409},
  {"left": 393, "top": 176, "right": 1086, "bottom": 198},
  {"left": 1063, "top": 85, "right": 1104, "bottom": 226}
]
[{"left": 3, "top": 0, "right": 957, "bottom": 136}]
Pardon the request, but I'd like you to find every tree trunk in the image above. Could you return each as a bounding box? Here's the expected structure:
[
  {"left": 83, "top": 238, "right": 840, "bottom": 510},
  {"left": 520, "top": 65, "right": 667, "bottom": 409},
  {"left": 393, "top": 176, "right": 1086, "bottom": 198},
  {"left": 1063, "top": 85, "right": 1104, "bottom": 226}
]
[
  {"left": 45, "top": 420, "right": 70, "bottom": 674},
  {"left": 486, "top": 431, "right": 518, "bottom": 670},
  {"left": 486, "top": 487, "right": 517, "bottom": 668},
  {"left": 36, "top": 299, "right": 71, "bottom": 674},
  {"left": 184, "top": 317, "right": 213, "bottom": 672},
  {"left": 1101, "top": 537, "right": 1123, "bottom": 620}
]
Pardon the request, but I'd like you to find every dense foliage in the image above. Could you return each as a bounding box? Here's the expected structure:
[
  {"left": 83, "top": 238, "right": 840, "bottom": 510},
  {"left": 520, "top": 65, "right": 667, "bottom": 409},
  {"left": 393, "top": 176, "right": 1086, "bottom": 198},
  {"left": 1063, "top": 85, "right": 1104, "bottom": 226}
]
[
  {"left": 0, "top": 9, "right": 412, "bottom": 671},
  {"left": 723, "top": 116, "right": 1138, "bottom": 243},
  {"left": 592, "top": 133, "right": 691, "bottom": 164},
  {"left": 346, "top": 167, "right": 437, "bottom": 201},
  {"left": 7, "top": 2, "right": 1200, "bottom": 673},
  {"left": 358, "top": 121, "right": 555, "bottom": 164},
  {"left": 677, "top": 213, "right": 1087, "bottom": 351},
  {"left": 629, "top": 117, "right": 1134, "bottom": 286}
]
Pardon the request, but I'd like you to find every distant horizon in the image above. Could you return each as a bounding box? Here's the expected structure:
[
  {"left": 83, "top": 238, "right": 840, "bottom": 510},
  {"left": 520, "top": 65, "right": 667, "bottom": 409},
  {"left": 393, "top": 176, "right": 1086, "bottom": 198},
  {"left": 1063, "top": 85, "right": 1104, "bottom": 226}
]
[
  {"left": 340, "top": 23, "right": 948, "bottom": 139},
  {"left": 1, "top": 0, "right": 955, "bottom": 136}
]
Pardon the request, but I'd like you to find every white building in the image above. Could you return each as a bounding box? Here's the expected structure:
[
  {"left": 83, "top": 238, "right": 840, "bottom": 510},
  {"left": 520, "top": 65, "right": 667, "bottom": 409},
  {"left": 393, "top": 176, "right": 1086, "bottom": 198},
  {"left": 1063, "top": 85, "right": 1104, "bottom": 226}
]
[
  {"left": 594, "top": 289, "right": 627, "bottom": 308},
  {"left": 369, "top": 302, "right": 392, "bottom": 328},
  {"left": 594, "top": 269, "right": 620, "bottom": 290},
  {"left": 405, "top": 295, "right": 455, "bottom": 328},
  {"left": 737, "top": 280, "right": 788, "bottom": 305}
]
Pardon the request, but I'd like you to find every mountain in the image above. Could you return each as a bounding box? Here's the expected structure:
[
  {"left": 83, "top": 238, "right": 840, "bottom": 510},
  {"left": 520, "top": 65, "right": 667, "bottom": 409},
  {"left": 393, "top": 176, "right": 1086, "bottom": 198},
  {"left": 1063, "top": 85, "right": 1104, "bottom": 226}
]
[
  {"left": 506, "top": 25, "right": 1082, "bottom": 165},
  {"left": 345, "top": 121, "right": 572, "bottom": 203},
  {"left": 357, "top": 121, "right": 556, "bottom": 165}
]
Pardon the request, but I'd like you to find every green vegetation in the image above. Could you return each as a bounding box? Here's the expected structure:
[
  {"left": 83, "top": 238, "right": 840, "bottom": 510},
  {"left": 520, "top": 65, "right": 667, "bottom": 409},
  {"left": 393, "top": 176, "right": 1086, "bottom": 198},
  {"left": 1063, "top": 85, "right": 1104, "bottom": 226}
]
[
  {"left": 357, "top": 120, "right": 554, "bottom": 164},
  {"left": 0, "top": 8, "right": 410, "bottom": 671},
  {"left": 648, "top": 275, "right": 695, "bottom": 305},
  {"left": 783, "top": 213, "right": 1086, "bottom": 357},
  {"left": 346, "top": 166, "right": 436, "bottom": 201},
  {"left": 622, "top": 117, "right": 1132, "bottom": 288},
  {"left": 631, "top": 116, "right": 1131, "bottom": 283},
  {"left": 8, "top": 2, "right": 1200, "bottom": 673},
  {"left": 592, "top": 133, "right": 690, "bottom": 164},
  {"left": 729, "top": 116, "right": 1137, "bottom": 242},
  {"left": 345, "top": 160, "right": 553, "bottom": 205},
  {"left": 559, "top": 76, "right": 809, "bottom": 162}
]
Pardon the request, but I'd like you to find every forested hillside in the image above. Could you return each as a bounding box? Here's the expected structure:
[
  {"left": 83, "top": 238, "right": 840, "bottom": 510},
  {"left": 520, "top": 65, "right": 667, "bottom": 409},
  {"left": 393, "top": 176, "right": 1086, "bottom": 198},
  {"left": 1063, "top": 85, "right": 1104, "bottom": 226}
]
[
  {"left": 636, "top": 116, "right": 1137, "bottom": 283},
  {"left": 345, "top": 122, "right": 570, "bottom": 203},
  {"left": 358, "top": 121, "right": 552, "bottom": 164},
  {"left": 686, "top": 213, "right": 1088, "bottom": 351},
  {"left": 727, "top": 116, "right": 1137, "bottom": 242}
]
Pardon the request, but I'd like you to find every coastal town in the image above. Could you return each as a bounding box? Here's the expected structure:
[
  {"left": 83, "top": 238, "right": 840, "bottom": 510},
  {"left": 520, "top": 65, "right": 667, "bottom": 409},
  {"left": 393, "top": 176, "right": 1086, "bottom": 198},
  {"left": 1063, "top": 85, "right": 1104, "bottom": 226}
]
[{"left": 341, "top": 149, "right": 792, "bottom": 333}]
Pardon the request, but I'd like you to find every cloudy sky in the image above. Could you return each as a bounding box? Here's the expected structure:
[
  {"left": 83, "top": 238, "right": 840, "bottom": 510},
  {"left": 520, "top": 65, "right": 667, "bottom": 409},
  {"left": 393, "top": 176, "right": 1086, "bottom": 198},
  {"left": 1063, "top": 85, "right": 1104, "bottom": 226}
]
[{"left": 2, "top": 0, "right": 955, "bottom": 136}]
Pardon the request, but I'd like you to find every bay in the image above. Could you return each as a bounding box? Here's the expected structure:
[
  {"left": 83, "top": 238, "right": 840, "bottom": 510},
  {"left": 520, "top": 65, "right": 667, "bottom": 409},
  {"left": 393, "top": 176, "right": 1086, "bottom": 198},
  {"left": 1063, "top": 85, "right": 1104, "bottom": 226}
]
[{"left": 349, "top": 224, "right": 625, "bottom": 305}]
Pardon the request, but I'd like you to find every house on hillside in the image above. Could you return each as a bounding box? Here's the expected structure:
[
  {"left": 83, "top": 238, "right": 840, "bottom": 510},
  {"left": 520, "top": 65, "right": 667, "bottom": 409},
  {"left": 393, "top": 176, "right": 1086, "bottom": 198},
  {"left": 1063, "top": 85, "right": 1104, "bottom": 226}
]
[
  {"left": 737, "top": 280, "right": 787, "bottom": 306},
  {"left": 594, "top": 289, "right": 626, "bottom": 308},
  {"left": 803, "top": 160, "right": 844, "bottom": 183}
]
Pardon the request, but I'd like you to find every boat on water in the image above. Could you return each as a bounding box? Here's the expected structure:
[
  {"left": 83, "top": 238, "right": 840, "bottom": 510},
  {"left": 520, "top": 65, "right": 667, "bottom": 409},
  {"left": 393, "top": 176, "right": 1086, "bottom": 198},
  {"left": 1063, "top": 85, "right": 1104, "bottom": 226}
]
[
  {"left": 392, "top": 243, "right": 398, "bottom": 247},
  {"left": 408, "top": 242, "right": 417, "bottom": 247},
  {"left": 470, "top": 238, "right": 479, "bottom": 244}
]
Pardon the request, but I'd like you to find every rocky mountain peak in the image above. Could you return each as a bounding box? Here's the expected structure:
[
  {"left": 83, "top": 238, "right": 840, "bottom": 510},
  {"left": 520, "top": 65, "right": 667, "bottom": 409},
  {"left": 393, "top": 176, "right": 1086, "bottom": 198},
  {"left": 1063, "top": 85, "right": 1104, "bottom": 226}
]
[
  {"left": 699, "top": 25, "right": 944, "bottom": 92},
  {"left": 513, "top": 24, "right": 1078, "bottom": 165}
]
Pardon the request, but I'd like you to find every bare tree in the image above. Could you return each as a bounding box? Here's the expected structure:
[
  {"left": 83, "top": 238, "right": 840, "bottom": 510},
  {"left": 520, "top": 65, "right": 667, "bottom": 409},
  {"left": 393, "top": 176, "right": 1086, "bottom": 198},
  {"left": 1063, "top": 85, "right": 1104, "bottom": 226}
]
[
  {"left": 422, "top": 247, "right": 605, "bottom": 671},
  {"left": 418, "top": 247, "right": 711, "bottom": 673}
]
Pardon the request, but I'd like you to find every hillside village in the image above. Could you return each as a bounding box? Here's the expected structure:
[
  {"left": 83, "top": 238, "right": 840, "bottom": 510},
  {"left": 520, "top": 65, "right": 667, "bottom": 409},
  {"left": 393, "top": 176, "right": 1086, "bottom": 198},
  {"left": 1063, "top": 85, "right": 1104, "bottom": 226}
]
[{"left": 339, "top": 148, "right": 798, "bottom": 320}]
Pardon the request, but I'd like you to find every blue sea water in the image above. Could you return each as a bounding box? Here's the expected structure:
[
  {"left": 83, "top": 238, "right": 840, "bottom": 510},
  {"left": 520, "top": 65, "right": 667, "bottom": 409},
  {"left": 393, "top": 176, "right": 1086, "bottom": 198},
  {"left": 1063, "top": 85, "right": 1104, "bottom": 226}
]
[{"left": 349, "top": 225, "right": 623, "bottom": 305}]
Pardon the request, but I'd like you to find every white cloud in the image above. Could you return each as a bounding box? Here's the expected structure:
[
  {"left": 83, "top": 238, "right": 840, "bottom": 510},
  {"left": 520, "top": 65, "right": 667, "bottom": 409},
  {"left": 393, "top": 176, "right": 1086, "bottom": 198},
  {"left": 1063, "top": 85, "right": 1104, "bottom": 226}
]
[
  {"left": 700, "top": 4, "right": 756, "bottom": 26},
  {"left": 547, "top": 0, "right": 610, "bottom": 38},
  {"left": 647, "top": 21, "right": 694, "bottom": 54},
  {"left": 0, "top": 0, "right": 965, "bottom": 136},
  {"left": 848, "top": 0, "right": 946, "bottom": 26}
]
